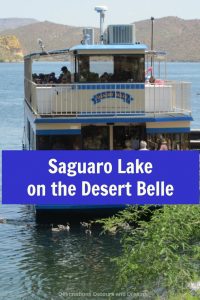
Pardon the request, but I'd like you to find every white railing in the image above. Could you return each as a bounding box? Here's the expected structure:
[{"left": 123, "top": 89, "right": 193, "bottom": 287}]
[
  {"left": 145, "top": 80, "right": 191, "bottom": 114},
  {"left": 24, "top": 79, "right": 191, "bottom": 116}
]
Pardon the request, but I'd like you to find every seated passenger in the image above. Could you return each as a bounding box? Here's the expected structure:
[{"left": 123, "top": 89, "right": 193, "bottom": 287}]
[
  {"left": 87, "top": 72, "right": 99, "bottom": 82},
  {"left": 32, "top": 73, "right": 38, "bottom": 83},
  {"left": 49, "top": 72, "right": 57, "bottom": 84},
  {"left": 80, "top": 70, "right": 89, "bottom": 82},
  {"left": 100, "top": 72, "right": 109, "bottom": 82}
]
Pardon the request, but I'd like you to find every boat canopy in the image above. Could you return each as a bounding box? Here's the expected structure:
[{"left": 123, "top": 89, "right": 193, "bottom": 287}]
[
  {"left": 70, "top": 43, "right": 147, "bottom": 52},
  {"left": 24, "top": 44, "right": 147, "bottom": 60}
]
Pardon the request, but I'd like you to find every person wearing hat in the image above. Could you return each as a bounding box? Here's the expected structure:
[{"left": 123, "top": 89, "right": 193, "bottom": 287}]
[{"left": 59, "top": 66, "right": 71, "bottom": 83}]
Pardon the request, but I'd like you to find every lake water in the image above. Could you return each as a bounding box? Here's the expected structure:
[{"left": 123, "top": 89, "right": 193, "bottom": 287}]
[{"left": 0, "top": 62, "right": 200, "bottom": 299}]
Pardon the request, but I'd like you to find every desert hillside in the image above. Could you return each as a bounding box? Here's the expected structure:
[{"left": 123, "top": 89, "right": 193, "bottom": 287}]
[
  {"left": 1, "top": 16, "right": 200, "bottom": 61},
  {"left": 0, "top": 35, "right": 23, "bottom": 61}
]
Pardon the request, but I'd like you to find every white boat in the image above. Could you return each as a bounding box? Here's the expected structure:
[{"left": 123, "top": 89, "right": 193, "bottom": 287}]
[{"left": 23, "top": 7, "right": 192, "bottom": 220}]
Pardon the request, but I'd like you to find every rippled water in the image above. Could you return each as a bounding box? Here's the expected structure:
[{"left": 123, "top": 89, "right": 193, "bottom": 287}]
[
  {"left": 0, "top": 208, "right": 120, "bottom": 299},
  {"left": 0, "top": 62, "right": 200, "bottom": 299}
]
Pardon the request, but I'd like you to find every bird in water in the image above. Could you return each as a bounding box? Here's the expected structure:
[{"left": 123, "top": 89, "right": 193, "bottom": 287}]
[
  {"left": 51, "top": 224, "right": 62, "bottom": 232},
  {"left": 80, "top": 222, "right": 92, "bottom": 235},
  {"left": 85, "top": 227, "right": 92, "bottom": 236},
  {"left": 58, "top": 223, "right": 70, "bottom": 231},
  {"left": 66, "top": 223, "right": 70, "bottom": 231},
  {"left": 80, "top": 221, "right": 90, "bottom": 228}
]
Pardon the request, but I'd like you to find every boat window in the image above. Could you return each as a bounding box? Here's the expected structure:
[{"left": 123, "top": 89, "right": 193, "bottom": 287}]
[
  {"left": 76, "top": 54, "right": 145, "bottom": 83},
  {"left": 77, "top": 55, "right": 113, "bottom": 83},
  {"left": 82, "top": 126, "right": 109, "bottom": 150},
  {"left": 37, "top": 135, "right": 81, "bottom": 150},
  {"left": 147, "top": 133, "right": 190, "bottom": 150},
  {"left": 113, "top": 126, "right": 146, "bottom": 150},
  {"left": 113, "top": 55, "right": 144, "bottom": 83}
]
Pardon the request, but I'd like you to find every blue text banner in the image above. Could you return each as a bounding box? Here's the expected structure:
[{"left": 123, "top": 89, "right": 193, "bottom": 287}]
[{"left": 2, "top": 150, "right": 199, "bottom": 205}]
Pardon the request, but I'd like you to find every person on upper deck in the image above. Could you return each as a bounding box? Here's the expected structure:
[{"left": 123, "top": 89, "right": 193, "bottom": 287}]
[{"left": 59, "top": 66, "right": 71, "bottom": 83}]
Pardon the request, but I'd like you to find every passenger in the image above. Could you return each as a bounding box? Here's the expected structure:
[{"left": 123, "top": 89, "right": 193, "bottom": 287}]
[
  {"left": 79, "top": 70, "right": 88, "bottom": 82},
  {"left": 124, "top": 140, "right": 132, "bottom": 150},
  {"left": 131, "top": 134, "right": 140, "bottom": 150},
  {"left": 139, "top": 140, "right": 149, "bottom": 150},
  {"left": 38, "top": 73, "right": 45, "bottom": 84},
  {"left": 32, "top": 73, "right": 38, "bottom": 83},
  {"left": 44, "top": 74, "right": 50, "bottom": 83},
  {"left": 87, "top": 72, "right": 99, "bottom": 82},
  {"left": 49, "top": 72, "right": 57, "bottom": 84},
  {"left": 59, "top": 66, "right": 71, "bottom": 83},
  {"left": 100, "top": 72, "right": 109, "bottom": 82},
  {"left": 159, "top": 142, "right": 168, "bottom": 150}
]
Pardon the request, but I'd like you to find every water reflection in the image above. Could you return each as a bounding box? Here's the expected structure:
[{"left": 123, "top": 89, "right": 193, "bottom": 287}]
[{"left": 0, "top": 205, "right": 121, "bottom": 299}]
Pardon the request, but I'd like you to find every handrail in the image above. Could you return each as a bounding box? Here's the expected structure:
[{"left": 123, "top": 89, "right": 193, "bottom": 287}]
[{"left": 24, "top": 79, "right": 191, "bottom": 117}]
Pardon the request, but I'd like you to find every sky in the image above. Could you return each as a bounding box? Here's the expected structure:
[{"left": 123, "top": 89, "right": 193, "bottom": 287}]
[{"left": 1, "top": 0, "right": 200, "bottom": 27}]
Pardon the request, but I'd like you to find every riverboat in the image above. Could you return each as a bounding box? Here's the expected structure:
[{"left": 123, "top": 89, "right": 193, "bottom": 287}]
[{"left": 23, "top": 6, "right": 192, "bottom": 220}]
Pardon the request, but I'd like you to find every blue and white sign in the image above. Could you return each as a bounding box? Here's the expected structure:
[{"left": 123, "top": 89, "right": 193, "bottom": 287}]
[
  {"left": 92, "top": 91, "right": 134, "bottom": 104},
  {"left": 2, "top": 150, "right": 199, "bottom": 205}
]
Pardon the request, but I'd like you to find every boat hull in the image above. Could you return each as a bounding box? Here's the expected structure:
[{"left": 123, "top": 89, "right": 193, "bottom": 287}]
[{"left": 35, "top": 205, "right": 125, "bottom": 223}]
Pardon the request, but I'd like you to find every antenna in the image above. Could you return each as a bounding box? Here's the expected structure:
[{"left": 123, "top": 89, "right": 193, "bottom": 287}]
[
  {"left": 37, "top": 38, "right": 45, "bottom": 52},
  {"left": 94, "top": 5, "right": 108, "bottom": 44},
  {"left": 150, "top": 17, "right": 155, "bottom": 76}
]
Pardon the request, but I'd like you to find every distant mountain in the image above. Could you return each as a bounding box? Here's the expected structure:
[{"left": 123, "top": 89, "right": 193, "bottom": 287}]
[
  {"left": 1, "top": 17, "right": 200, "bottom": 61},
  {"left": 1, "top": 21, "right": 95, "bottom": 54},
  {"left": 0, "top": 18, "right": 38, "bottom": 32},
  {"left": 135, "top": 16, "right": 200, "bottom": 61}
]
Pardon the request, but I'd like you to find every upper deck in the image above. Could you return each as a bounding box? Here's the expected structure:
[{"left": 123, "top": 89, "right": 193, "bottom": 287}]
[{"left": 24, "top": 44, "right": 192, "bottom": 121}]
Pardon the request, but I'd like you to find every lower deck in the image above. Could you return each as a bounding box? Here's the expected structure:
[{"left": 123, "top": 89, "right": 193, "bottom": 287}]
[
  {"left": 24, "top": 108, "right": 192, "bottom": 220},
  {"left": 25, "top": 114, "right": 190, "bottom": 150}
]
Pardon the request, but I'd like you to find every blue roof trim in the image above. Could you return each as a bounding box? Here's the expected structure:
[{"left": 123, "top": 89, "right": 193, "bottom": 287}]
[
  {"left": 36, "top": 129, "right": 81, "bottom": 135},
  {"left": 74, "top": 83, "right": 144, "bottom": 90},
  {"left": 70, "top": 44, "right": 147, "bottom": 51},
  {"left": 35, "top": 115, "right": 193, "bottom": 124},
  {"left": 147, "top": 127, "right": 190, "bottom": 133}
]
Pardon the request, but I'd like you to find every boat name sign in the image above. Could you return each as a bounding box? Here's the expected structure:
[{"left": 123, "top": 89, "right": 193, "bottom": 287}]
[{"left": 92, "top": 91, "right": 133, "bottom": 104}]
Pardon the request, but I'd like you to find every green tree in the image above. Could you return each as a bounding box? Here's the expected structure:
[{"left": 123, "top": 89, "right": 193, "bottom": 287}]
[{"left": 98, "top": 205, "right": 200, "bottom": 298}]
